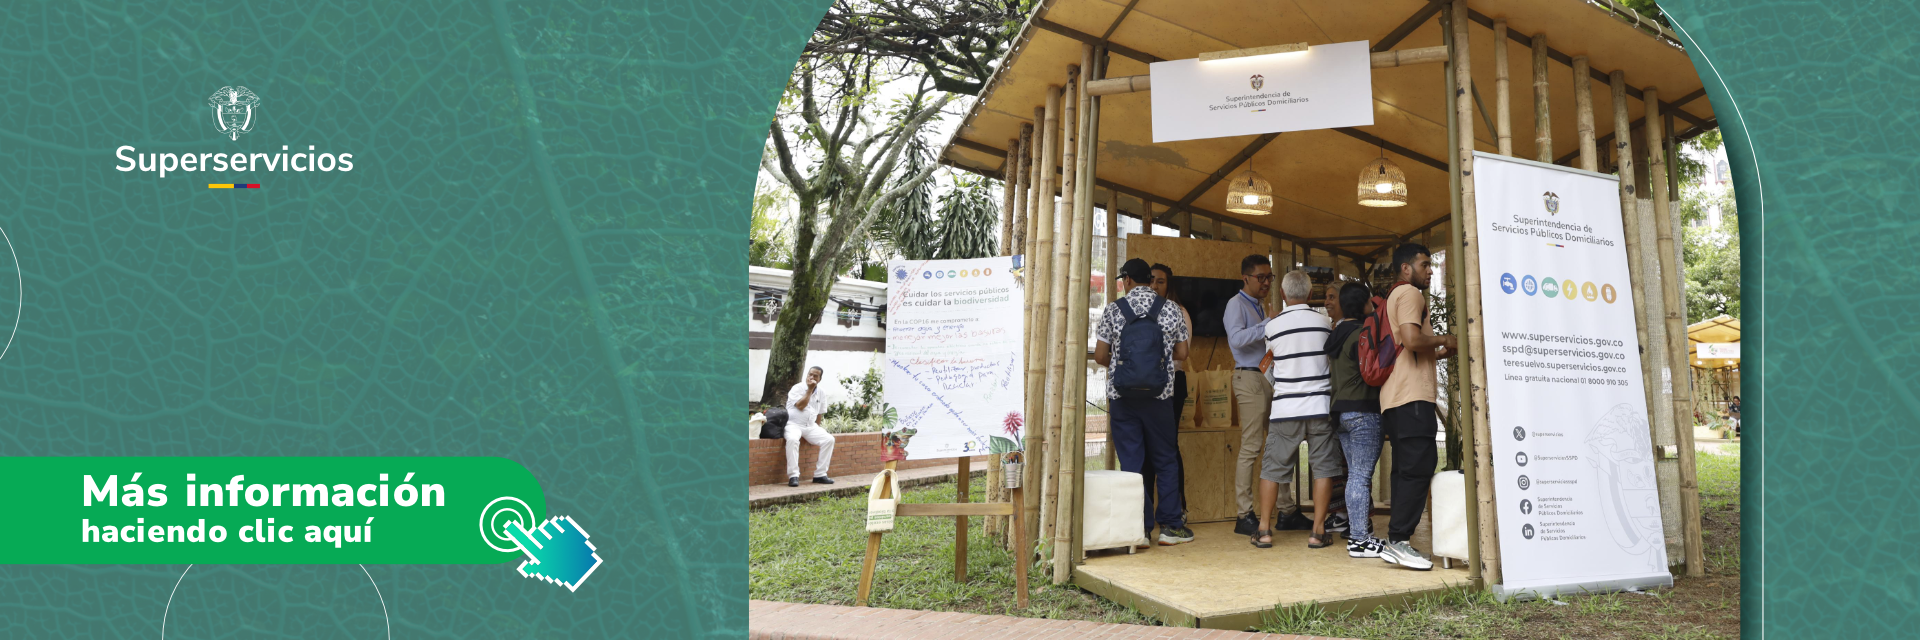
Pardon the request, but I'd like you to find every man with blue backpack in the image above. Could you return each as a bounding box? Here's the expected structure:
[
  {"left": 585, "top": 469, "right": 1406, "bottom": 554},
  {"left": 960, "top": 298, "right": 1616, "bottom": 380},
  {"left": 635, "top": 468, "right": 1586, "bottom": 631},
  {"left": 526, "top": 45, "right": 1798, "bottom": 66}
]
[{"left": 1094, "top": 258, "right": 1194, "bottom": 545}]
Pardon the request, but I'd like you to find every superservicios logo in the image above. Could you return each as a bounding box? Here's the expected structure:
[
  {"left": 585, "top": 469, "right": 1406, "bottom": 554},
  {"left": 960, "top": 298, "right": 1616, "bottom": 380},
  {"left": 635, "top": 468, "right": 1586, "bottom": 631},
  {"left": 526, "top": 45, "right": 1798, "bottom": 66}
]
[
  {"left": 1543, "top": 191, "right": 1560, "bottom": 215},
  {"left": 114, "top": 86, "right": 356, "bottom": 180},
  {"left": 208, "top": 86, "right": 260, "bottom": 141}
]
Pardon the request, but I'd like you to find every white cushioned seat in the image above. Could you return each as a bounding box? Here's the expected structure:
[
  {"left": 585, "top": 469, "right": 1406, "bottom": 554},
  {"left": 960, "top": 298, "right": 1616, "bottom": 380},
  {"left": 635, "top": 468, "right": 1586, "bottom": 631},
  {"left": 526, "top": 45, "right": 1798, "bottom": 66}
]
[{"left": 1082, "top": 469, "right": 1149, "bottom": 553}]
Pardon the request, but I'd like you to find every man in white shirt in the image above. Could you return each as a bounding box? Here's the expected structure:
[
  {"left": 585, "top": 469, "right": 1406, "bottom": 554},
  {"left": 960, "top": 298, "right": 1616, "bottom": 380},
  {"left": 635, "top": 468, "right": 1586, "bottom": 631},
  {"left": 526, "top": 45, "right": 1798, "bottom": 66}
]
[
  {"left": 784, "top": 366, "right": 837, "bottom": 487},
  {"left": 1251, "top": 270, "right": 1344, "bottom": 549}
]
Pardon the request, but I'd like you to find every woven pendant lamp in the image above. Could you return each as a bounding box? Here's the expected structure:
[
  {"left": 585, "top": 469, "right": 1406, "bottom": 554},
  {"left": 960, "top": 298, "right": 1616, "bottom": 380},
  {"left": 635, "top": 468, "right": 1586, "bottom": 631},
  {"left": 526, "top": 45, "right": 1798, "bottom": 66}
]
[
  {"left": 1225, "top": 165, "right": 1273, "bottom": 215},
  {"left": 1357, "top": 148, "right": 1408, "bottom": 207}
]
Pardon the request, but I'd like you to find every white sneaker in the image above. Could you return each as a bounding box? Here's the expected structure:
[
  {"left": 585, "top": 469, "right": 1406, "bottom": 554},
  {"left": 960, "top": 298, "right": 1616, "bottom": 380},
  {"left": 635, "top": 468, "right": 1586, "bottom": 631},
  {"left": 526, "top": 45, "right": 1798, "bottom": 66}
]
[
  {"left": 1380, "top": 540, "right": 1434, "bottom": 570},
  {"left": 1347, "top": 537, "right": 1383, "bottom": 558}
]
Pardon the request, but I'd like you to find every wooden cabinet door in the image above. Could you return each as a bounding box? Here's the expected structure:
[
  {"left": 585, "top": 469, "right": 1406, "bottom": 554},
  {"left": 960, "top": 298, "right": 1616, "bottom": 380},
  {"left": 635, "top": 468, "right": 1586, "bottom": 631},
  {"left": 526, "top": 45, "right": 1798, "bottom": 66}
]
[{"left": 1175, "top": 429, "right": 1238, "bottom": 523}]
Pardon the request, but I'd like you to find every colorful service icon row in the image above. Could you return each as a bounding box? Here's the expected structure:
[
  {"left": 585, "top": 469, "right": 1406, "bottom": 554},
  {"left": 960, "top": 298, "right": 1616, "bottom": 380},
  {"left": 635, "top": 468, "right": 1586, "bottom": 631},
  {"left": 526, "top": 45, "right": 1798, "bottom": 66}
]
[{"left": 1498, "top": 272, "right": 1617, "bottom": 303}]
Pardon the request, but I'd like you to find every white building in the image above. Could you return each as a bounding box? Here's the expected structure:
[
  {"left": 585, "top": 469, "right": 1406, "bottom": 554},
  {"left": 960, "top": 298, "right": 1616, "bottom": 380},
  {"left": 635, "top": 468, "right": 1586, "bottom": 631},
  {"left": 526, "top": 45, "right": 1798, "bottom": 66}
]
[
  {"left": 749, "top": 266, "right": 888, "bottom": 408},
  {"left": 1682, "top": 143, "right": 1733, "bottom": 230}
]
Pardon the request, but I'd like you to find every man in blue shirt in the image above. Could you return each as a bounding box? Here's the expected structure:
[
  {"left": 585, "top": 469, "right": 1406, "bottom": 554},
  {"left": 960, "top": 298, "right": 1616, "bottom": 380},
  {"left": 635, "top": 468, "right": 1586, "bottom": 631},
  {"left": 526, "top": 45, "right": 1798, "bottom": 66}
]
[{"left": 1225, "top": 255, "right": 1310, "bottom": 535}]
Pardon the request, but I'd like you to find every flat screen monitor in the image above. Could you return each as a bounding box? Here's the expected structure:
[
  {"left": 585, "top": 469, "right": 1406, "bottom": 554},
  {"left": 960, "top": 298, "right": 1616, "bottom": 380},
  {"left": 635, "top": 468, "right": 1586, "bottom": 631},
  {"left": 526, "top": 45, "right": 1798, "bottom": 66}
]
[{"left": 1166, "top": 276, "right": 1244, "bottom": 337}]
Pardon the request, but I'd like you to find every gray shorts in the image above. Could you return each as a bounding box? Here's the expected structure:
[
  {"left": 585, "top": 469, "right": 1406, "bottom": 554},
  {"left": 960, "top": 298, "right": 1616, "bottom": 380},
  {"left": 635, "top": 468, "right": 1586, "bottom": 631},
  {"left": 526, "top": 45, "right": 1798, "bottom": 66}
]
[{"left": 1262, "top": 416, "right": 1346, "bottom": 483}]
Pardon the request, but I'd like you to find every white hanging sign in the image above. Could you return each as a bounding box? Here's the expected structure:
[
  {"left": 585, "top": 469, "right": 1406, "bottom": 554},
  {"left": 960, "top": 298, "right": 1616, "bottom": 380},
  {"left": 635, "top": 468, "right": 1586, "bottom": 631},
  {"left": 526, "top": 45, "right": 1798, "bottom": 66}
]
[
  {"left": 1148, "top": 40, "right": 1373, "bottom": 143},
  {"left": 1697, "top": 342, "right": 1740, "bottom": 360}
]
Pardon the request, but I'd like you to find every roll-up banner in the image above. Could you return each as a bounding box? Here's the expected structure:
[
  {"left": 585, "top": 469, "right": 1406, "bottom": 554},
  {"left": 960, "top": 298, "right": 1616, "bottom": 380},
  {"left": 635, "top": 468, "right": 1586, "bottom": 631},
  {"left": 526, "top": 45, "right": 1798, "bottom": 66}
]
[
  {"left": 883, "top": 256, "right": 1026, "bottom": 461},
  {"left": 1473, "top": 151, "right": 1673, "bottom": 599}
]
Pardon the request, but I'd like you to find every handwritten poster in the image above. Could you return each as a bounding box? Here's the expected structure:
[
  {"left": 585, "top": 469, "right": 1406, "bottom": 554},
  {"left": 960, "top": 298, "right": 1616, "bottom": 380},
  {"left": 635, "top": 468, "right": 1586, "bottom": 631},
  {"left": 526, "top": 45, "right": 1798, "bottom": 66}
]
[{"left": 883, "top": 256, "right": 1025, "bottom": 461}]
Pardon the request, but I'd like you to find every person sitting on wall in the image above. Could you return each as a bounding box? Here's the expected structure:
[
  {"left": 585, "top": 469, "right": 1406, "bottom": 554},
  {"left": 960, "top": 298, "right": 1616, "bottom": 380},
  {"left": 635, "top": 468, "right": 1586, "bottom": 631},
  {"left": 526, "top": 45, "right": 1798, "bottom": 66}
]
[
  {"left": 784, "top": 366, "right": 837, "bottom": 487},
  {"left": 1094, "top": 258, "right": 1194, "bottom": 546},
  {"left": 1253, "top": 270, "right": 1343, "bottom": 549}
]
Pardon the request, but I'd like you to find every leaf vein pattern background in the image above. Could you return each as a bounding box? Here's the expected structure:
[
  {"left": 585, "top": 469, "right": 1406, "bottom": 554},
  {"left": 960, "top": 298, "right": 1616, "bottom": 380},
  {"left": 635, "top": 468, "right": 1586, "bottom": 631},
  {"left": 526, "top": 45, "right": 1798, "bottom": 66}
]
[{"left": 0, "top": 1, "right": 826, "bottom": 638}]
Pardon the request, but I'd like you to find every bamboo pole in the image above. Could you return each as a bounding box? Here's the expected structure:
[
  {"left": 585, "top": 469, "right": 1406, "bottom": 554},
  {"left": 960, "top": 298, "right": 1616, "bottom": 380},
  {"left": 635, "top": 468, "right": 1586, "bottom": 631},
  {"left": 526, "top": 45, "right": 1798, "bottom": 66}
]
[
  {"left": 991, "top": 130, "right": 1028, "bottom": 539},
  {"left": 1612, "top": 72, "right": 1661, "bottom": 512},
  {"left": 1106, "top": 193, "right": 1120, "bottom": 303},
  {"left": 1573, "top": 57, "right": 1597, "bottom": 172},
  {"left": 1632, "top": 88, "right": 1681, "bottom": 568},
  {"left": 1023, "top": 94, "right": 1060, "bottom": 553},
  {"left": 1531, "top": 33, "right": 1552, "bottom": 163},
  {"left": 1001, "top": 138, "right": 1019, "bottom": 255},
  {"left": 1057, "top": 45, "right": 1099, "bottom": 582},
  {"left": 1443, "top": 6, "right": 1482, "bottom": 590},
  {"left": 1453, "top": 0, "right": 1501, "bottom": 587},
  {"left": 1039, "top": 66, "right": 1079, "bottom": 567},
  {"left": 1647, "top": 90, "right": 1706, "bottom": 577},
  {"left": 1493, "top": 20, "right": 1512, "bottom": 156}
]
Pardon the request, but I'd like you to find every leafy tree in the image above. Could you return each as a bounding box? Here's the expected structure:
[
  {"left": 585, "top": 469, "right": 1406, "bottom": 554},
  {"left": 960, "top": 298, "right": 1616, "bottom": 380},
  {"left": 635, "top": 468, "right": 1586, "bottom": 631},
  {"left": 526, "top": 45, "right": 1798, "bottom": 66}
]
[
  {"left": 932, "top": 174, "right": 1001, "bottom": 259},
  {"left": 1679, "top": 186, "right": 1739, "bottom": 322},
  {"left": 806, "top": 0, "right": 1032, "bottom": 95},
  {"left": 749, "top": 185, "right": 793, "bottom": 269},
  {"left": 758, "top": 56, "right": 955, "bottom": 405}
]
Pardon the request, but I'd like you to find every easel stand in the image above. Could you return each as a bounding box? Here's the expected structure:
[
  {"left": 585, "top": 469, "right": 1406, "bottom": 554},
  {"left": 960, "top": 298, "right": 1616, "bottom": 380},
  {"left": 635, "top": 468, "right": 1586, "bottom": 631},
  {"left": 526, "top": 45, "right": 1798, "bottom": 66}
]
[{"left": 856, "top": 458, "right": 1030, "bottom": 608}]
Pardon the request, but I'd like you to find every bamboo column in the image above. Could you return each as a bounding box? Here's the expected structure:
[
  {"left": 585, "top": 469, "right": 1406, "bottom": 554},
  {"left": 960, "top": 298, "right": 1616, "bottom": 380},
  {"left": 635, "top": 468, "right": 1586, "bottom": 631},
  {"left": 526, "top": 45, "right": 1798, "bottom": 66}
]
[
  {"left": 1023, "top": 94, "right": 1060, "bottom": 553},
  {"left": 1531, "top": 33, "right": 1552, "bottom": 163},
  {"left": 1440, "top": 4, "right": 1478, "bottom": 589},
  {"left": 990, "top": 131, "right": 1027, "bottom": 539},
  {"left": 1647, "top": 90, "right": 1706, "bottom": 576},
  {"left": 1452, "top": 0, "right": 1500, "bottom": 586},
  {"left": 1573, "top": 57, "right": 1597, "bottom": 171},
  {"left": 1611, "top": 72, "right": 1662, "bottom": 504},
  {"left": 1056, "top": 44, "right": 1099, "bottom": 582},
  {"left": 1493, "top": 19, "right": 1512, "bottom": 156},
  {"left": 1634, "top": 134, "right": 1681, "bottom": 567},
  {"left": 1106, "top": 193, "right": 1120, "bottom": 303},
  {"left": 1039, "top": 65, "right": 1079, "bottom": 566}
]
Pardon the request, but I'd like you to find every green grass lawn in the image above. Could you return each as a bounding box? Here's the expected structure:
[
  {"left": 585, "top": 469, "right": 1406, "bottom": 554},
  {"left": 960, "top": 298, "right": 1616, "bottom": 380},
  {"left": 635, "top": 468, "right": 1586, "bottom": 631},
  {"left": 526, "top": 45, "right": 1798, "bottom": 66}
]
[
  {"left": 749, "top": 474, "right": 1159, "bottom": 625},
  {"left": 1254, "top": 446, "right": 1743, "bottom": 640},
  {"left": 751, "top": 448, "right": 1742, "bottom": 638}
]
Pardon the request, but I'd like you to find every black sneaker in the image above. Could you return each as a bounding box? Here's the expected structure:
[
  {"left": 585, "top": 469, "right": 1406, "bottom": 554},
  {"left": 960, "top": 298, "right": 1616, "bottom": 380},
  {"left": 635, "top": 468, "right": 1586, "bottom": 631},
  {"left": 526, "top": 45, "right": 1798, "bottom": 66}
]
[
  {"left": 787, "top": 476, "right": 799, "bottom": 487},
  {"left": 1233, "top": 511, "right": 1259, "bottom": 536},
  {"left": 1326, "top": 512, "right": 1350, "bottom": 533},
  {"left": 1157, "top": 525, "right": 1195, "bottom": 545},
  {"left": 811, "top": 476, "right": 835, "bottom": 485},
  {"left": 1274, "top": 511, "right": 1315, "bottom": 531}
]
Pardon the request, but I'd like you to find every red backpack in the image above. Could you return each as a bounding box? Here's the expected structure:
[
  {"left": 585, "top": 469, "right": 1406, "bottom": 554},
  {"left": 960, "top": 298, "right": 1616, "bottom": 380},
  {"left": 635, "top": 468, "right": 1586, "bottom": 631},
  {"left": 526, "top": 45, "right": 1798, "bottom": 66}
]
[{"left": 1358, "top": 283, "right": 1409, "bottom": 386}]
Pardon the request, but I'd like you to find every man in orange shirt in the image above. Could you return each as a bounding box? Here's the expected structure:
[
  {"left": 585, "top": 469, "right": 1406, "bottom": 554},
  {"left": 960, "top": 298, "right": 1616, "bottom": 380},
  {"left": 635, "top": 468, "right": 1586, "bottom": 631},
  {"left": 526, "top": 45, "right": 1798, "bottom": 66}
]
[{"left": 1376, "top": 244, "right": 1457, "bottom": 571}]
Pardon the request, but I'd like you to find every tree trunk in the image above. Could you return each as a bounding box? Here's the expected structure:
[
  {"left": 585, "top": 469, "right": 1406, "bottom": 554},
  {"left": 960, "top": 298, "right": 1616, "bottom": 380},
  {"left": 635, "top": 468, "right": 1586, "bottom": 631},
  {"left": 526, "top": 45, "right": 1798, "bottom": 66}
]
[{"left": 759, "top": 257, "right": 833, "bottom": 408}]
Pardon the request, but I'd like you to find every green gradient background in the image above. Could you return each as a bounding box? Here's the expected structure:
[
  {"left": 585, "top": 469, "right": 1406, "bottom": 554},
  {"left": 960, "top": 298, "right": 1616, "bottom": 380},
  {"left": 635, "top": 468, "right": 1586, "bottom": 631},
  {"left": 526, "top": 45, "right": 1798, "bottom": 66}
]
[
  {"left": 0, "top": 1, "right": 826, "bottom": 638},
  {"left": 1665, "top": 1, "right": 1920, "bottom": 638}
]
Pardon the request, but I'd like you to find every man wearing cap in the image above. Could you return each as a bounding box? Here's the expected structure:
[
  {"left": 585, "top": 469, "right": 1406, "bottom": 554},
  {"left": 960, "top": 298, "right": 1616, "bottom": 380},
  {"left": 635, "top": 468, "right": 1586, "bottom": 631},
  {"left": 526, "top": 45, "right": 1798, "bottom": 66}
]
[{"left": 1094, "top": 258, "right": 1194, "bottom": 545}]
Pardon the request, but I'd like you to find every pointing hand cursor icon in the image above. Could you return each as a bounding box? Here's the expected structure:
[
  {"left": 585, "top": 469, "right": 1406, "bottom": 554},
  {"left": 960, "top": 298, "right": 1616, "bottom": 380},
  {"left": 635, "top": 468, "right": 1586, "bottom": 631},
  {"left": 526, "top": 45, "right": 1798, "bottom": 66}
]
[{"left": 503, "top": 516, "right": 604, "bottom": 592}]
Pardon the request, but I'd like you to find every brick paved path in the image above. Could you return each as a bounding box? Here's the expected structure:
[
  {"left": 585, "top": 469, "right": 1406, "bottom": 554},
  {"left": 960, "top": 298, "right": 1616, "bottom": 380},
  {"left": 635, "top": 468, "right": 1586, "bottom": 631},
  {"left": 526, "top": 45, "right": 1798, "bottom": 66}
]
[{"left": 748, "top": 600, "right": 1354, "bottom": 640}]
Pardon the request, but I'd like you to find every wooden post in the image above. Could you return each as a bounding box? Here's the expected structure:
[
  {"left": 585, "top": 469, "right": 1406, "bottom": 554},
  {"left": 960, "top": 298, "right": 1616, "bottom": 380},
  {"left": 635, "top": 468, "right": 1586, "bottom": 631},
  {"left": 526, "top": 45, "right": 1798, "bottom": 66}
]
[
  {"left": 1001, "top": 139, "right": 1019, "bottom": 255},
  {"left": 1011, "top": 486, "right": 1029, "bottom": 607},
  {"left": 1040, "top": 66, "right": 1079, "bottom": 566},
  {"left": 1572, "top": 57, "right": 1597, "bottom": 172},
  {"left": 856, "top": 460, "right": 899, "bottom": 606},
  {"left": 1493, "top": 19, "right": 1512, "bottom": 156},
  {"left": 1024, "top": 93, "right": 1060, "bottom": 553},
  {"left": 1531, "top": 33, "right": 1552, "bottom": 163},
  {"left": 1647, "top": 89, "right": 1706, "bottom": 577},
  {"left": 1453, "top": 0, "right": 1501, "bottom": 587},
  {"left": 956, "top": 456, "right": 970, "bottom": 582},
  {"left": 1179, "top": 211, "right": 1191, "bottom": 238},
  {"left": 992, "top": 129, "right": 1030, "bottom": 539}
]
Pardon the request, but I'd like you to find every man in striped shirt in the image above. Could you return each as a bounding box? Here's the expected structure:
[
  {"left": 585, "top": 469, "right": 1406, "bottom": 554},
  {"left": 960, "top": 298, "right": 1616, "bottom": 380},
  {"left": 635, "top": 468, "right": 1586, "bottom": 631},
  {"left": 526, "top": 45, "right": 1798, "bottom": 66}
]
[{"left": 1250, "top": 270, "right": 1346, "bottom": 549}]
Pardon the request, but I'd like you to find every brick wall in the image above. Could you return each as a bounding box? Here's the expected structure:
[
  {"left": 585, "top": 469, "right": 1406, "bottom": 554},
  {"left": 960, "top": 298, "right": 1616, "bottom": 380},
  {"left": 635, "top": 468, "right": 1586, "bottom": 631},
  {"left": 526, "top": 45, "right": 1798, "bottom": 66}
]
[{"left": 749, "top": 432, "right": 986, "bottom": 485}]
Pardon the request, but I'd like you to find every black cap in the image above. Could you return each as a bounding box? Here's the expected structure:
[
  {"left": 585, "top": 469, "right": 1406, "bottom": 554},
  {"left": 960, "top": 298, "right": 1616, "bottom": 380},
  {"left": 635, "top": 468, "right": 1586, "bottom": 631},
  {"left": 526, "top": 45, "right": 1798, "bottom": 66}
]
[{"left": 1120, "top": 258, "right": 1153, "bottom": 285}]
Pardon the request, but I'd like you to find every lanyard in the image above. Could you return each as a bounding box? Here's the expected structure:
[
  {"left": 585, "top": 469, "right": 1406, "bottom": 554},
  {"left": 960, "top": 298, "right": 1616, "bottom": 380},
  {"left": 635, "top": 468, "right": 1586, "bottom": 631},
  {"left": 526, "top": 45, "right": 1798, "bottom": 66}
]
[{"left": 1236, "top": 290, "right": 1264, "bottom": 317}]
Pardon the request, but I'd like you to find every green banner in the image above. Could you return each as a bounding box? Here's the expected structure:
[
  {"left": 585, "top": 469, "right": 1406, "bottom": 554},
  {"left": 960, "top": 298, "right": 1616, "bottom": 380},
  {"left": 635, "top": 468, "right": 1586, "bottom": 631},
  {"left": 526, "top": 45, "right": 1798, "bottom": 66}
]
[{"left": 4, "top": 457, "right": 545, "bottom": 564}]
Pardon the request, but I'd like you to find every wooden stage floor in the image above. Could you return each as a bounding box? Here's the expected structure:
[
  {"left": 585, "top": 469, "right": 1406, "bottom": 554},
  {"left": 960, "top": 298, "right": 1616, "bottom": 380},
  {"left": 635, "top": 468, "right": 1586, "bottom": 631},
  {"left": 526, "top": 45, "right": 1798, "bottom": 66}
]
[{"left": 1073, "top": 515, "right": 1470, "bottom": 630}]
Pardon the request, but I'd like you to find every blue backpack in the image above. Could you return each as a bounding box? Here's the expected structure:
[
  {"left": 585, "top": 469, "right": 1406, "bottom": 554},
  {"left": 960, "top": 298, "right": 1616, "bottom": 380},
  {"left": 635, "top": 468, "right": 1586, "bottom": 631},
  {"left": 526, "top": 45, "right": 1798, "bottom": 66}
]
[{"left": 1111, "top": 296, "right": 1171, "bottom": 399}]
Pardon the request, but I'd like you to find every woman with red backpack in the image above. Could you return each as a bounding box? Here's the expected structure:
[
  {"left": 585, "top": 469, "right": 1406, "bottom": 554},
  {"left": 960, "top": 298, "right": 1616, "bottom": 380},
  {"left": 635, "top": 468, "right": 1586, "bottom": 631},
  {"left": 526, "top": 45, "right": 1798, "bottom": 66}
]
[{"left": 1326, "top": 282, "right": 1387, "bottom": 559}]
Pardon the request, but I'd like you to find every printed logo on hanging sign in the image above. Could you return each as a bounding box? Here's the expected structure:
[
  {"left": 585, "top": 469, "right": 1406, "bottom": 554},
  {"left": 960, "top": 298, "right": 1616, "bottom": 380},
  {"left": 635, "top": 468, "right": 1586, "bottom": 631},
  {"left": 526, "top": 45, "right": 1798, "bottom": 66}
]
[
  {"left": 209, "top": 86, "right": 261, "bottom": 141},
  {"left": 1544, "top": 191, "right": 1561, "bottom": 215},
  {"left": 1250, "top": 74, "right": 1264, "bottom": 90}
]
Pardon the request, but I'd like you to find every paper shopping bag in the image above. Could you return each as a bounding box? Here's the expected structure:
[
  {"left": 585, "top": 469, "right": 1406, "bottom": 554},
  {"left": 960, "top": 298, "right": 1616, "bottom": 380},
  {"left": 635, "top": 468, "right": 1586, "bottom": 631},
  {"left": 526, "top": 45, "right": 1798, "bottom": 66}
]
[{"left": 866, "top": 469, "right": 901, "bottom": 533}]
